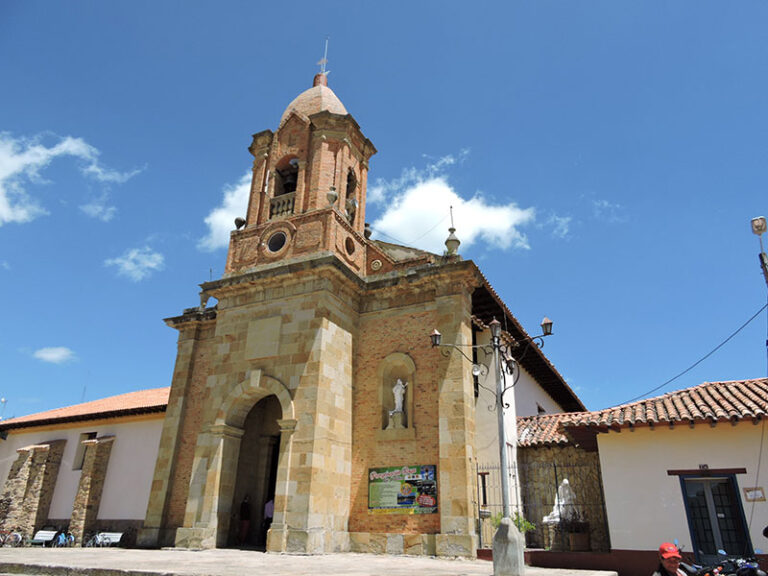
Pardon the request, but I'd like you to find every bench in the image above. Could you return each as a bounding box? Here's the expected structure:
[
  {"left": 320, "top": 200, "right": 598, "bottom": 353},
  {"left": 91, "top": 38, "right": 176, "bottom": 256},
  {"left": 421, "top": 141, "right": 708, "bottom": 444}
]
[
  {"left": 97, "top": 532, "right": 123, "bottom": 546},
  {"left": 28, "top": 530, "right": 57, "bottom": 546}
]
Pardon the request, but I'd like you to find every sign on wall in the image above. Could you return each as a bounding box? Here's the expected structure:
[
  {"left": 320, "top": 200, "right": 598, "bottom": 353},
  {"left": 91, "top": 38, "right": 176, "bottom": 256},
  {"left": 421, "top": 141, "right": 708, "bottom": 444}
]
[{"left": 368, "top": 465, "right": 437, "bottom": 514}]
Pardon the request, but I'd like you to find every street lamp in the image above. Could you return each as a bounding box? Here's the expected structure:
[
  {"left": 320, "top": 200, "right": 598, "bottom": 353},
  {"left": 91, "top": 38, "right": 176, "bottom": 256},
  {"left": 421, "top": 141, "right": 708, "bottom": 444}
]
[
  {"left": 430, "top": 316, "right": 553, "bottom": 574},
  {"left": 751, "top": 216, "right": 768, "bottom": 288}
]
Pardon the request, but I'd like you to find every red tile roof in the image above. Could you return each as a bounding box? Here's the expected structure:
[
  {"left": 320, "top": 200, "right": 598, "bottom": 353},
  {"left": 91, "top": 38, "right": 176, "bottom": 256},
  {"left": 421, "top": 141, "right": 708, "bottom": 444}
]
[
  {"left": 516, "top": 378, "right": 768, "bottom": 446},
  {"left": 0, "top": 387, "right": 170, "bottom": 431},
  {"left": 517, "top": 413, "right": 574, "bottom": 446},
  {"left": 563, "top": 378, "right": 768, "bottom": 430}
]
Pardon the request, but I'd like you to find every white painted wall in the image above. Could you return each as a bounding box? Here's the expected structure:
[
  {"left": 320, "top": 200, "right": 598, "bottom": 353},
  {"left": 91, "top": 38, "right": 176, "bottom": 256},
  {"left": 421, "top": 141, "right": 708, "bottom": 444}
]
[
  {"left": 598, "top": 420, "right": 768, "bottom": 553},
  {"left": 0, "top": 416, "right": 164, "bottom": 521}
]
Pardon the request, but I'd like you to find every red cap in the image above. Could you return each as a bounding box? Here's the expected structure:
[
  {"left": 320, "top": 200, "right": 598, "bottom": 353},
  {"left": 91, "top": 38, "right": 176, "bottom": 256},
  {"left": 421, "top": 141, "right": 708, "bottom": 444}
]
[{"left": 659, "top": 543, "right": 682, "bottom": 559}]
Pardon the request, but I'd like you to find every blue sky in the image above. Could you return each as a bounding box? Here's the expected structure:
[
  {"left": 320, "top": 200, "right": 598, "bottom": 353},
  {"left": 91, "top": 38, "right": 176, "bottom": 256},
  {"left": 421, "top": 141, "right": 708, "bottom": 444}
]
[{"left": 2, "top": 1, "right": 767, "bottom": 418}]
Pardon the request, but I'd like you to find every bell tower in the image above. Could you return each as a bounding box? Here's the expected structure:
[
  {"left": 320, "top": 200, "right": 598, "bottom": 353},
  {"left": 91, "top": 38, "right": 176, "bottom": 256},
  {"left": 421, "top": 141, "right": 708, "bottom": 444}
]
[{"left": 226, "top": 73, "right": 376, "bottom": 277}]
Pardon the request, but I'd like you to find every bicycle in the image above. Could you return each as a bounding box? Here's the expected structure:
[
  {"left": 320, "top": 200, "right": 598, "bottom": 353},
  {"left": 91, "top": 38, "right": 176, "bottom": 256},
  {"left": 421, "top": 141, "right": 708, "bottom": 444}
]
[
  {"left": 0, "top": 529, "right": 24, "bottom": 547},
  {"left": 84, "top": 532, "right": 107, "bottom": 547}
]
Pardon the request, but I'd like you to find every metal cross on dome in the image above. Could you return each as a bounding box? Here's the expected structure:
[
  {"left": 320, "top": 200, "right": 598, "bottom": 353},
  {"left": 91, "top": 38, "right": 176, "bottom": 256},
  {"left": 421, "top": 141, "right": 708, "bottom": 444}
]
[{"left": 317, "top": 37, "right": 330, "bottom": 76}]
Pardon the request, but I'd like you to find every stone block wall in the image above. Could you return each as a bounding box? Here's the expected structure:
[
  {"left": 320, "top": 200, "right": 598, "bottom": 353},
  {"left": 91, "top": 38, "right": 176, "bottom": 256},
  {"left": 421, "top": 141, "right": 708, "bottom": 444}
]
[
  {"left": 518, "top": 444, "right": 609, "bottom": 552},
  {"left": 159, "top": 263, "right": 361, "bottom": 553}
]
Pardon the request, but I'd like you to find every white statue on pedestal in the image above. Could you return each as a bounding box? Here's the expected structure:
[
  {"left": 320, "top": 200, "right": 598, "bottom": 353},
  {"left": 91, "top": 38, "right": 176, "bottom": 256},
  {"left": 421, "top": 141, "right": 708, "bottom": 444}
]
[
  {"left": 386, "top": 379, "right": 408, "bottom": 430},
  {"left": 543, "top": 478, "right": 583, "bottom": 524}
]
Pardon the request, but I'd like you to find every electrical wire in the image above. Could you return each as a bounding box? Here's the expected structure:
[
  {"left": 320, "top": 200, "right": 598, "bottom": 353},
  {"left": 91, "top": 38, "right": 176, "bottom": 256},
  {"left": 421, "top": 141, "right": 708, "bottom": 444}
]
[
  {"left": 621, "top": 302, "right": 768, "bottom": 405},
  {"left": 368, "top": 214, "right": 450, "bottom": 248}
]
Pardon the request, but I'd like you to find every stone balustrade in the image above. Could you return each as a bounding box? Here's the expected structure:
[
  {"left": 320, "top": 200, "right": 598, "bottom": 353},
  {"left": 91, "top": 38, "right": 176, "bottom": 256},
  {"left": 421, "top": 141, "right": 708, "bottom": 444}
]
[{"left": 270, "top": 193, "right": 295, "bottom": 219}]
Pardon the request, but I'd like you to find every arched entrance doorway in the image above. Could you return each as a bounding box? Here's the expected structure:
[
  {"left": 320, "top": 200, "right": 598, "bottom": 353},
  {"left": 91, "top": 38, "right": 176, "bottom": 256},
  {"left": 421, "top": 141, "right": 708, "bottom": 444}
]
[{"left": 229, "top": 395, "right": 281, "bottom": 548}]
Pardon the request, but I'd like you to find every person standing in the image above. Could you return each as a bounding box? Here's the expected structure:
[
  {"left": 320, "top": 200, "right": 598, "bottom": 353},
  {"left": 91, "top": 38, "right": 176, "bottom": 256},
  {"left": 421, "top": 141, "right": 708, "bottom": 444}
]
[
  {"left": 262, "top": 497, "right": 274, "bottom": 545},
  {"left": 653, "top": 542, "right": 686, "bottom": 576},
  {"left": 239, "top": 495, "right": 251, "bottom": 545}
]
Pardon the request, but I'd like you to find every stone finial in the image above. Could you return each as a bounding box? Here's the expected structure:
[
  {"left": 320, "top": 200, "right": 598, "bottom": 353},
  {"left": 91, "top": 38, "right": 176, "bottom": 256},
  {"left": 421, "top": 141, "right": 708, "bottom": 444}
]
[{"left": 445, "top": 227, "right": 460, "bottom": 255}]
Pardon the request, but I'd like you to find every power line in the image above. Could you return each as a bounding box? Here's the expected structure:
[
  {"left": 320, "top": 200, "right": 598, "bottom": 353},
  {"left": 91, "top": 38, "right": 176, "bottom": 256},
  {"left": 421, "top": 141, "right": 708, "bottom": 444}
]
[{"left": 621, "top": 302, "right": 768, "bottom": 405}]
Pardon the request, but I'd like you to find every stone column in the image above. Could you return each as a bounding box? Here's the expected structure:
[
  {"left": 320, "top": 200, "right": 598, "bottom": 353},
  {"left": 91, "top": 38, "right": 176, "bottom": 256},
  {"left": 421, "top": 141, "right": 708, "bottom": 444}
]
[
  {"left": 70, "top": 436, "right": 115, "bottom": 546},
  {"left": 294, "top": 160, "right": 308, "bottom": 214},
  {"left": 0, "top": 440, "right": 65, "bottom": 537},
  {"left": 247, "top": 153, "right": 269, "bottom": 226},
  {"left": 266, "top": 418, "right": 296, "bottom": 553}
]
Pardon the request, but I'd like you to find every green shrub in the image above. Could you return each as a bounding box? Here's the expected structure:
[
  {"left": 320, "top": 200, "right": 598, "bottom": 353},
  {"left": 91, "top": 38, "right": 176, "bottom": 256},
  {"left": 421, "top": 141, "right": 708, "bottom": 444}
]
[{"left": 490, "top": 512, "right": 536, "bottom": 534}]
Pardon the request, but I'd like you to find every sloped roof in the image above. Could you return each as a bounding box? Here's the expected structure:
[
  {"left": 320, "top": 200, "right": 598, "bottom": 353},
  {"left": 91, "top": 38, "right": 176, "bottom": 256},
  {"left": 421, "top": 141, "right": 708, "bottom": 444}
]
[
  {"left": 564, "top": 378, "right": 768, "bottom": 431},
  {"left": 0, "top": 387, "right": 170, "bottom": 432},
  {"left": 470, "top": 270, "right": 585, "bottom": 413},
  {"left": 371, "top": 239, "right": 436, "bottom": 263},
  {"left": 518, "top": 413, "right": 574, "bottom": 446}
]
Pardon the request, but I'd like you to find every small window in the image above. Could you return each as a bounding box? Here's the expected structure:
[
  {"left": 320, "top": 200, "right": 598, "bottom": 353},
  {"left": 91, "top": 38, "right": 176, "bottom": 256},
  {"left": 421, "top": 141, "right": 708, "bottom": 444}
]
[
  {"left": 345, "top": 237, "right": 355, "bottom": 255},
  {"left": 73, "top": 432, "right": 97, "bottom": 471}
]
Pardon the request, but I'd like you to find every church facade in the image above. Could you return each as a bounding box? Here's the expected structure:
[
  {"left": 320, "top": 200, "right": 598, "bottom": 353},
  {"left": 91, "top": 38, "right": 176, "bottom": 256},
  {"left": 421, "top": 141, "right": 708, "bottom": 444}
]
[{"left": 136, "top": 73, "right": 583, "bottom": 557}]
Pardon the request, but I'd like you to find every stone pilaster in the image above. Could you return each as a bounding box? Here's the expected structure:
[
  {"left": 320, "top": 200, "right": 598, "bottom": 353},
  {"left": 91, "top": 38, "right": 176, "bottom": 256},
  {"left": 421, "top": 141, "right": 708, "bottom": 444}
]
[
  {"left": 435, "top": 289, "right": 478, "bottom": 558},
  {"left": 174, "top": 424, "right": 244, "bottom": 549},
  {"left": 139, "top": 310, "right": 216, "bottom": 548},
  {"left": 70, "top": 435, "right": 115, "bottom": 546},
  {"left": 266, "top": 418, "right": 296, "bottom": 553},
  {"left": 0, "top": 440, "right": 65, "bottom": 537},
  {"left": 277, "top": 316, "right": 354, "bottom": 554}
]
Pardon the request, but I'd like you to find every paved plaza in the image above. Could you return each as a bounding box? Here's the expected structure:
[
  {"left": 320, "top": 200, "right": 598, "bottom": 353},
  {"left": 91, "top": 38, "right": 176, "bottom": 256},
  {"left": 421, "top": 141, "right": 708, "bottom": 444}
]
[{"left": 0, "top": 548, "right": 618, "bottom": 576}]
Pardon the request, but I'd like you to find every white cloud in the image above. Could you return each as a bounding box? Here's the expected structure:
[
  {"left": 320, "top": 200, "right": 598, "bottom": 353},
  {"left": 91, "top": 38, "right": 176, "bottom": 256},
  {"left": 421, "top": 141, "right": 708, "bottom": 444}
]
[
  {"left": 369, "top": 153, "right": 534, "bottom": 254},
  {"left": 0, "top": 261, "right": 9, "bottom": 270},
  {"left": 105, "top": 246, "right": 165, "bottom": 281},
  {"left": 33, "top": 347, "right": 76, "bottom": 364},
  {"left": 0, "top": 132, "right": 140, "bottom": 226},
  {"left": 546, "top": 214, "right": 572, "bottom": 239},
  {"left": 592, "top": 198, "right": 627, "bottom": 224},
  {"left": 80, "top": 193, "right": 117, "bottom": 222},
  {"left": 198, "top": 172, "right": 251, "bottom": 252}
]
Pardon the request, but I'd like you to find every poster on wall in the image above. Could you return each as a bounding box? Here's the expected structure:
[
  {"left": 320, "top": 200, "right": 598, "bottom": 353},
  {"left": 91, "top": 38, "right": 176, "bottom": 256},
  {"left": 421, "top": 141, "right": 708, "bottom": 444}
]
[{"left": 368, "top": 465, "right": 437, "bottom": 514}]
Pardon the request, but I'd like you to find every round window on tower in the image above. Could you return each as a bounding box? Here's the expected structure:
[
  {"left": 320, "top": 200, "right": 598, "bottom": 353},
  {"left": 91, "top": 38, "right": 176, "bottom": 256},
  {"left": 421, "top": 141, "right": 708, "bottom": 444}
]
[
  {"left": 267, "top": 231, "right": 287, "bottom": 253},
  {"left": 345, "top": 237, "right": 355, "bottom": 255}
]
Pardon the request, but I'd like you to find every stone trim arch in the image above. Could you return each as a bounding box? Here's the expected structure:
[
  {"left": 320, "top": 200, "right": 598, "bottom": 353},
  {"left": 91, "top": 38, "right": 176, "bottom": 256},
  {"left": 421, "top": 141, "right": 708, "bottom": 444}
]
[{"left": 215, "top": 370, "right": 294, "bottom": 429}]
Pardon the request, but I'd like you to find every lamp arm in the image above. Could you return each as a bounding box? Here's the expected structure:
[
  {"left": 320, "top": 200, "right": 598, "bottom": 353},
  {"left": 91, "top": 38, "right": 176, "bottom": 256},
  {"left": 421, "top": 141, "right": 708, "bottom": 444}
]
[
  {"left": 438, "top": 345, "right": 474, "bottom": 363},
  {"left": 437, "top": 343, "right": 493, "bottom": 363}
]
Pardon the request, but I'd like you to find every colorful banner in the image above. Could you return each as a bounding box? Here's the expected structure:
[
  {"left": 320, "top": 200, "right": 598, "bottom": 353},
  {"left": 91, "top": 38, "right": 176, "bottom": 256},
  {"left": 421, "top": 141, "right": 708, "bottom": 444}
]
[{"left": 368, "top": 465, "right": 437, "bottom": 514}]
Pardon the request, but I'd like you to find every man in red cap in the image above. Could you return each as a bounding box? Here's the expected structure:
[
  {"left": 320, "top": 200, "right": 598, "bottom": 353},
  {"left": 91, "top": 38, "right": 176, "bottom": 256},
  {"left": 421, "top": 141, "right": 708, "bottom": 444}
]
[{"left": 653, "top": 542, "right": 686, "bottom": 576}]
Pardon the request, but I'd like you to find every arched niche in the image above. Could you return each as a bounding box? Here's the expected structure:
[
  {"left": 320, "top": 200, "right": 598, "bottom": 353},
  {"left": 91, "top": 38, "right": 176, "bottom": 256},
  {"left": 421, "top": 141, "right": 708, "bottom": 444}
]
[{"left": 377, "top": 352, "right": 417, "bottom": 441}]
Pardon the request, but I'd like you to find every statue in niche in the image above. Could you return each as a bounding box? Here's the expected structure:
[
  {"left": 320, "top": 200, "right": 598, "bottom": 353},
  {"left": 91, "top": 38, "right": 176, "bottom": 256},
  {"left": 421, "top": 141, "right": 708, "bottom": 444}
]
[{"left": 386, "top": 379, "right": 408, "bottom": 430}]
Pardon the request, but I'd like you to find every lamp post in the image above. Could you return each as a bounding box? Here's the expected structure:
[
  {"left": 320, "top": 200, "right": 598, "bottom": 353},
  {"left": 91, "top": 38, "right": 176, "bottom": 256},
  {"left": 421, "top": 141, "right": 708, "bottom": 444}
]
[
  {"left": 751, "top": 216, "right": 768, "bottom": 288},
  {"left": 430, "top": 316, "right": 553, "bottom": 575}
]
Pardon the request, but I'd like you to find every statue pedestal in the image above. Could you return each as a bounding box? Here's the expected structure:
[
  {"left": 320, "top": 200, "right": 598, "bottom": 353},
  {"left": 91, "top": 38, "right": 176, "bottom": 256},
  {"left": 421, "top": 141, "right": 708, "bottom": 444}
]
[{"left": 386, "top": 410, "right": 405, "bottom": 430}]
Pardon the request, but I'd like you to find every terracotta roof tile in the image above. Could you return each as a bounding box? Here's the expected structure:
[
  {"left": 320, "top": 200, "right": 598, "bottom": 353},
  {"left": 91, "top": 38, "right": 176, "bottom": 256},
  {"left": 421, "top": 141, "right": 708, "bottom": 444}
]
[
  {"left": 517, "top": 413, "right": 580, "bottom": 446},
  {"left": 564, "top": 378, "right": 768, "bottom": 430},
  {"left": 0, "top": 387, "right": 170, "bottom": 431}
]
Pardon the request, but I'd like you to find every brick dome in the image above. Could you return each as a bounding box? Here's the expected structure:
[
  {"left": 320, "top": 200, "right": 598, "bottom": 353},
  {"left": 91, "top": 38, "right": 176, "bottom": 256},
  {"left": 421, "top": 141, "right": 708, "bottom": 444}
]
[{"left": 280, "top": 73, "right": 347, "bottom": 125}]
